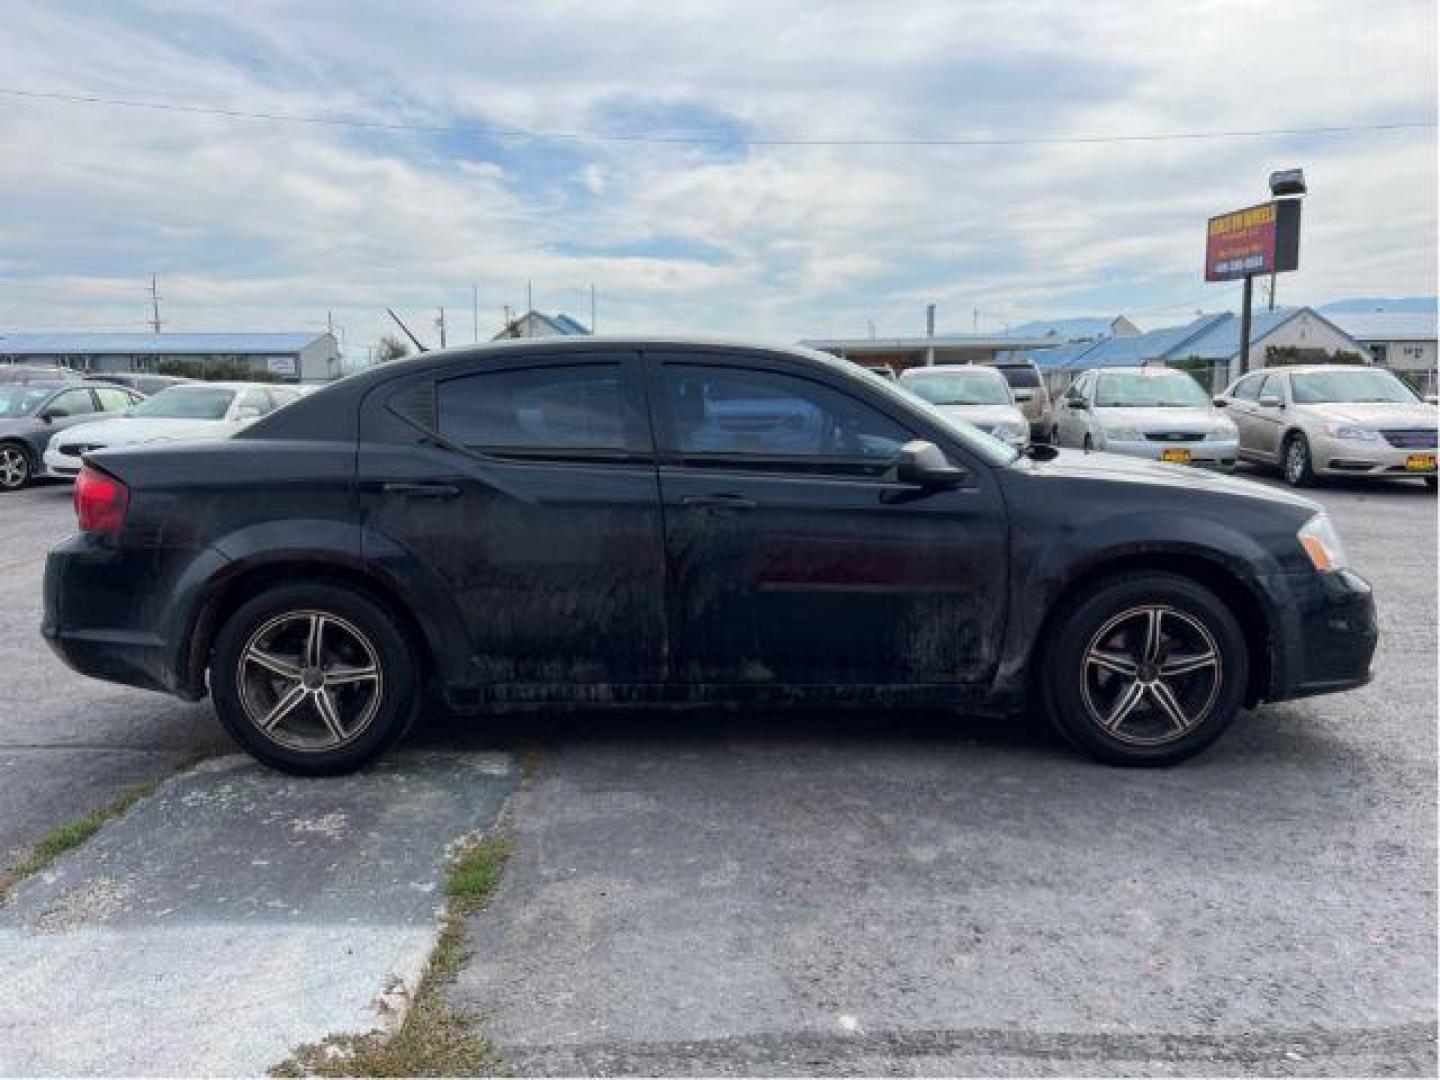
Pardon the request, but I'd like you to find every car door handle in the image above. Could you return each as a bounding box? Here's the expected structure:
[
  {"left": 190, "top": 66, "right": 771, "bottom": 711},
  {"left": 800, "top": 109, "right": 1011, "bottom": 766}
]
[
  {"left": 681, "top": 494, "right": 757, "bottom": 514},
  {"left": 381, "top": 482, "right": 461, "bottom": 499}
]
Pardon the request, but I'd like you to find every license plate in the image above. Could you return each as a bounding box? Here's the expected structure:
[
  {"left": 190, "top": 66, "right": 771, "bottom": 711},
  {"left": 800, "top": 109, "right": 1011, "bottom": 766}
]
[
  {"left": 1160, "top": 447, "right": 1192, "bottom": 464},
  {"left": 1406, "top": 453, "right": 1436, "bottom": 471}
]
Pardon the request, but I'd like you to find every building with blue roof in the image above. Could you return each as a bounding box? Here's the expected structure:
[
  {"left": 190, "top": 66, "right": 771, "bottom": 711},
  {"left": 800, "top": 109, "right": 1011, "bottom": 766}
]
[
  {"left": 1323, "top": 308, "right": 1437, "bottom": 395},
  {"left": 1007, "top": 307, "right": 1371, "bottom": 393},
  {"left": 493, "top": 310, "right": 592, "bottom": 340},
  {"left": 0, "top": 331, "right": 340, "bottom": 383}
]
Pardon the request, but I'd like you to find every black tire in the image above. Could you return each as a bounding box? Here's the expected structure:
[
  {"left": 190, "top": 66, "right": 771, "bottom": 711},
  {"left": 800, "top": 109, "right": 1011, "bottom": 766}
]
[
  {"left": 0, "top": 441, "right": 33, "bottom": 491},
  {"left": 1042, "top": 572, "right": 1248, "bottom": 766},
  {"left": 1424, "top": 477, "right": 1436, "bottom": 491},
  {"left": 210, "top": 582, "right": 420, "bottom": 775},
  {"left": 1281, "top": 432, "right": 1316, "bottom": 487}
]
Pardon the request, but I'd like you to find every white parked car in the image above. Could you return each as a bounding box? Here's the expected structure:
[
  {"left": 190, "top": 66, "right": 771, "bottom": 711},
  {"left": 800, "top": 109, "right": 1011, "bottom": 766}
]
[
  {"left": 1053, "top": 366, "right": 1238, "bottom": 470},
  {"left": 1217, "top": 364, "right": 1437, "bottom": 488},
  {"left": 897, "top": 364, "right": 1030, "bottom": 447},
  {"left": 44, "top": 382, "right": 300, "bottom": 478}
]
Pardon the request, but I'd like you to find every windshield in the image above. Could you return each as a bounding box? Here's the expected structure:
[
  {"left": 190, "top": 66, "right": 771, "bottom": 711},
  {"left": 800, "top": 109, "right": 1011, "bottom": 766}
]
[
  {"left": 1291, "top": 368, "right": 1419, "bottom": 404},
  {"left": 1095, "top": 371, "right": 1209, "bottom": 408},
  {"left": 902, "top": 371, "right": 1012, "bottom": 406},
  {"left": 130, "top": 387, "right": 236, "bottom": 420},
  {"left": 885, "top": 381, "right": 1020, "bottom": 465},
  {"left": 0, "top": 386, "right": 54, "bottom": 418}
]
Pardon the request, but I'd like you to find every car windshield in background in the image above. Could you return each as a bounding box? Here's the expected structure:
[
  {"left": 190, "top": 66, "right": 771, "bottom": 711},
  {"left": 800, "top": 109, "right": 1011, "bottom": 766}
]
[
  {"left": 882, "top": 382, "right": 1019, "bottom": 465},
  {"left": 995, "top": 366, "right": 1041, "bottom": 389},
  {"left": 1095, "top": 372, "right": 1209, "bottom": 408},
  {"left": 130, "top": 387, "right": 236, "bottom": 420},
  {"left": 0, "top": 387, "right": 53, "bottom": 418},
  {"left": 1291, "top": 369, "right": 1419, "bottom": 404},
  {"left": 903, "top": 371, "right": 1011, "bottom": 406}
]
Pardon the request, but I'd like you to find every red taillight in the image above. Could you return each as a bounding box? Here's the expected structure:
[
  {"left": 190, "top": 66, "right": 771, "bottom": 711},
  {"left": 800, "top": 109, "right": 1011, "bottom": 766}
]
[{"left": 74, "top": 465, "right": 129, "bottom": 534}]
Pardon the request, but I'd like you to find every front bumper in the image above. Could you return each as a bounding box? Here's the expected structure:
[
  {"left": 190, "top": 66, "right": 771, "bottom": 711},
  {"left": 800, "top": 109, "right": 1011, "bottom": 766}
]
[
  {"left": 1100, "top": 437, "right": 1238, "bottom": 470},
  {"left": 1261, "top": 568, "right": 1377, "bottom": 702},
  {"left": 1309, "top": 433, "right": 1436, "bottom": 479}
]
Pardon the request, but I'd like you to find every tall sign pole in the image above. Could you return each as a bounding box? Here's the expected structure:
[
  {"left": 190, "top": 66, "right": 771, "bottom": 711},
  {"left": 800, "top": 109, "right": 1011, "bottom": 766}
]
[{"left": 1205, "top": 175, "right": 1304, "bottom": 380}]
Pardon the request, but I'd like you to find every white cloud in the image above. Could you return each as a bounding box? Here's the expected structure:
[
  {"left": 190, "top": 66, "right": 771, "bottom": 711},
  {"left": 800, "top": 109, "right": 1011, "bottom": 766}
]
[{"left": 0, "top": 0, "right": 1432, "bottom": 349}]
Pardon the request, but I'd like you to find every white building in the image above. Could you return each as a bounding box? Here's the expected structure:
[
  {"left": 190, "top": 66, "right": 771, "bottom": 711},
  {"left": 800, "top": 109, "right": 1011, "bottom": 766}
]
[{"left": 1324, "top": 310, "right": 1438, "bottom": 395}]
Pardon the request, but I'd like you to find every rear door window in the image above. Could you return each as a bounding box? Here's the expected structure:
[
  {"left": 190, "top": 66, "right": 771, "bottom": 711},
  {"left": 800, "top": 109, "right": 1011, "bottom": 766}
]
[
  {"left": 437, "top": 363, "right": 629, "bottom": 454},
  {"left": 93, "top": 387, "right": 135, "bottom": 412}
]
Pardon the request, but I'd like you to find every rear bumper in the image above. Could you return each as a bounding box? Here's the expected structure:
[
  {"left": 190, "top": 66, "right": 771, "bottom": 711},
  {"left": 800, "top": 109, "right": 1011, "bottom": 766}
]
[
  {"left": 1261, "top": 568, "right": 1377, "bottom": 702},
  {"left": 43, "top": 533, "right": 214, "bottom": 700}
]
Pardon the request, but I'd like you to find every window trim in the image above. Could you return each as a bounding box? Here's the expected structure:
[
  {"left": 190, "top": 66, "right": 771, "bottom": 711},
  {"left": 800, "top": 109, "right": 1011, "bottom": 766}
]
[
  {"left": 400, "top": 353, "right": 653, "bottom": 466},
  {"left": 647, "top": 353, "right": 920, "bottom": 478}
]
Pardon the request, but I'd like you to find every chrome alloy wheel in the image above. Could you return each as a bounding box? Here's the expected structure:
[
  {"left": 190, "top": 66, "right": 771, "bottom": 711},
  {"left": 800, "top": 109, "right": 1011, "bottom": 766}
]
[
  {"left": 0, "top": 445, "right": 29, "bottom": 489},
  {"left": 1079, "top": 605, "right": 1222, "bottom": 746},
  {"left": 237, "top": 610, "right": 383, "bottom": 751}
]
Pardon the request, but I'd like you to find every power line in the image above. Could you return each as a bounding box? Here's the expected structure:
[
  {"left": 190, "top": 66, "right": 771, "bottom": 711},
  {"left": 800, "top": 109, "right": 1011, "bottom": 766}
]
[{"left": 0, "top": 86, "right": 1433, "bottom": 149}]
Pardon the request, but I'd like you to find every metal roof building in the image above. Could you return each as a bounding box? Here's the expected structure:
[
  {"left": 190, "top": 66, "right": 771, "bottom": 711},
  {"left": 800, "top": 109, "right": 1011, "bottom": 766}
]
[{"left": 0, "top": 331, "right": 340, "bottom": 383}]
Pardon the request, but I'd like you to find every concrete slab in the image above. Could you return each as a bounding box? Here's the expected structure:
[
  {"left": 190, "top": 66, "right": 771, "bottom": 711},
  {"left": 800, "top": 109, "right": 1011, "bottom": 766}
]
[{"left": 0, "top": 749, "right": 515, "bottom": 1076}]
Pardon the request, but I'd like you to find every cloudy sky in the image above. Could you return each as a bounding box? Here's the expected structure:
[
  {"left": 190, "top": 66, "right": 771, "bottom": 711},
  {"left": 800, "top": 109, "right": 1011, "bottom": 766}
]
[{"left": 0, "top": 0, "right": 1434, "bottom": 353}]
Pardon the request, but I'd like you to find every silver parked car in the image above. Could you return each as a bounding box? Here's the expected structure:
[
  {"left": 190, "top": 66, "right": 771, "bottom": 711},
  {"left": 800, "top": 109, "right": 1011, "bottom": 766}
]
[
  {"left": 1053, "top": 366, "right": 1239, "bottom": 470},
  {"left": 982, "top": 358, "right": 1051, "bottom": 441},
  {"left": 1217, "top": 364, "right": 1437, "bottom": 488},
  {"left": 898, "top": 364, "right": 1030, "bottom": 446}
]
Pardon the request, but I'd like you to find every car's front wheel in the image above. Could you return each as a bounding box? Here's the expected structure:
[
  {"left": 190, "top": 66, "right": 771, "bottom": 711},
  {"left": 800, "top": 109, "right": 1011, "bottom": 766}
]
[
  {"left": 0, "top": 442, "right": 32, "bottom": 491},
  {"left": 1282, "top": 432, "right": 1316, "bottom": 487},
  {"left": 210, "top": 582, "right": 420, "bottom": 775},
  {"left": 1043, "top": 572, "right": 1248, "bottom": 766}
]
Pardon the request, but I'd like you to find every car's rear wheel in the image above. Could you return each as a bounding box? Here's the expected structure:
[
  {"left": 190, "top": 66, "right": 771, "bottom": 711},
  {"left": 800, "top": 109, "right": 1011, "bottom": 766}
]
[
  {"left": 210, "top": 582, "right": 420, "bottom": 775},
  {"left": 1043, "top": 572, "right": 1248, "bottom": 766},
  {"left": 1282, "top": 432, "right": 1316, "bottom": 487},
  {"left": 0, "top": 442, "right": 32, "bottom": 491}
]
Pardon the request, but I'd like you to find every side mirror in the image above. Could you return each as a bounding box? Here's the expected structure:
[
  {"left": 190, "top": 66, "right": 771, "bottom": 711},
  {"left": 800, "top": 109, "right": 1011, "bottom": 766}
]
[
  {"left": 1258, "top": 394, "right": 1283, "bottom": 409},
  {"left": 893, "top": 440, "right": 966, "bottom": 490},
  {"left": 37, "top": 408, "right": 58, "bottom": 423},
  {"left": 1212, "top": 396, "right": 1227, "bottom": 408}
]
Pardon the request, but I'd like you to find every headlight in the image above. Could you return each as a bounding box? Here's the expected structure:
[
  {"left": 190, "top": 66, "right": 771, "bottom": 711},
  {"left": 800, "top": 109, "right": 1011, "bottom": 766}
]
[
  {"left": 1207, "top": 422, "right": 1238, "bottom": 441},
  {"left": 1298, "top": 512, "right": 1349, "bottom": 572},
  {"left": 1104, "top": 425, "right": 1143, "bottom": 441},
  {"left": 1320, "top": 423, "right": 1381, "bottom": 442}
]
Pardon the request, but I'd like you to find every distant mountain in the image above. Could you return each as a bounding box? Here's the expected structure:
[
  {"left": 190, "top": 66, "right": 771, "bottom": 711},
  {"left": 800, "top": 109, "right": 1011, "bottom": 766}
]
[
  {"left": 1319, "top": 296, "right": 1436, "bottom": 314},
  {"left": 1008, "top": 317, "right": 1113, "bottom": 340}
]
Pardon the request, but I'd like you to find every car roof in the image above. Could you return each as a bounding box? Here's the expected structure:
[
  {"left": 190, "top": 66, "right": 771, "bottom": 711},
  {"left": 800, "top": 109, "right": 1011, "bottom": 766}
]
[
  {"left": 1262, "top": 364, "right": 1388, "bottom": 375},
  {"left": 152, "top": 381, "right": 252, "bottom": 391},
  {"left": 900, "top": 364, "right": 1006, "bottom": 377},
  {"left": 1085, "top": 365, "right": 1189, "bottom": 377}
]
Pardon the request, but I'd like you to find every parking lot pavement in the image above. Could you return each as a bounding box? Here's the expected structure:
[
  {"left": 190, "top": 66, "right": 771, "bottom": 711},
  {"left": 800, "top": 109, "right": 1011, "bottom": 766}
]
[
  {"left": 450, "top": 473, "right": 1436, "bottom": 1076},
  {"left": 0, "top": 749, "right": 515, "bottom": 1076},
  {"left": 0, "top": 482, "right": 230, "bottom": 868}
]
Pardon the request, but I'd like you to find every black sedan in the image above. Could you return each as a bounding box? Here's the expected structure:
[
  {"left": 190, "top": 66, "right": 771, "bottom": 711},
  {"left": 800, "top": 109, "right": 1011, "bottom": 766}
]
[
  {"left": 0, "top": 380, "right": 144, "bottom": 491},
  {"left": 43, "top": 339, "right": 1377, "bottom": 774}
]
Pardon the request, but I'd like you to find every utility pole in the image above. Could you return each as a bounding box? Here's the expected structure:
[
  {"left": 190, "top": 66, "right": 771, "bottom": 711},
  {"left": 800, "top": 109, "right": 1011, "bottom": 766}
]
[
  {"left": 590, "top": 283, "right": 596, "bottom": 334},
  {"left": 526, "top": 280, "right": 533, "bottom": 315},
  {"left": 472, "top": 285, "right": 479, "bottom": 343},
  {"left": 436, "top": 307, "right": 447, "bottom": 348},
  {"left": 1238, "top": 275, "right": 1255, "bottom": 377},
  {"left": 149, "top": 274, "right": 162, "bottom": 334}
]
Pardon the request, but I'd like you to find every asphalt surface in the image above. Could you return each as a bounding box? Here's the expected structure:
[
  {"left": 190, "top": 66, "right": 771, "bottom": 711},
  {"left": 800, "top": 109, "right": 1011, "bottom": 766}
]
[
  {"left": 0, "top": 480, "right": 228, "bottom": 868},
  {"left": 1, "top": 467, "right": 1435, "bottom": 1075},
  {"left": 447, "top": 470, "right": 1437, "bottom": 1075}
]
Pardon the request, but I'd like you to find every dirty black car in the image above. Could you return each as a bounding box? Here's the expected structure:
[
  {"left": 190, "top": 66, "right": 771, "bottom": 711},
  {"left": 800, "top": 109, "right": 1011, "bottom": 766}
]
[{"left": 44, "top": 339, "right": 1377, "bottom": 774}]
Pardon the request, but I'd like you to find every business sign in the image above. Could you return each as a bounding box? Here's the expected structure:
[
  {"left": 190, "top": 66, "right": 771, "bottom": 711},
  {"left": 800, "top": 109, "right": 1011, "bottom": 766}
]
[
  {"left": 1204, "top": 198, "right": 1301, "bottom": 281},
  {"left": 265, "top": 355, "right": 297, "bottom": 377}
]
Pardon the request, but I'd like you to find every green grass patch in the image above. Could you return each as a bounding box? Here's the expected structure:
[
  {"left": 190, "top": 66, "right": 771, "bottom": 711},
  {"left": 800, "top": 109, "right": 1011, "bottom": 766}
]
[
  {"left": 0, "top": 755, "right": 204, "bottom": 903},
  {"left": 271, "top": 831, "right": 515, "bottom": 1078}
]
